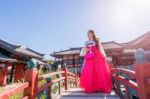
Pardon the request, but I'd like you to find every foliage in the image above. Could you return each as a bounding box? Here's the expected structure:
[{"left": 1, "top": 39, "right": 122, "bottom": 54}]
[
  {"left": 39, "top": 94, "right": 47, "bottom": 99},
  {"left": 47, "top": 60, "right": 54, "bottom": 64},
  {"left": 39, "top": 69, "right": 49, "bottom": 76},
  {"left": 8, "top": 91, "right": 23, "bottom": 99},
  {"left": 0, "top": 86, "right": 4, "bottom": 93},
  {"left": 52, "top": 84, "right": 59, "bottom": 94},
  {"left": 50, "top": 61, "right": 62, "bottom": 71},
  {"left": 38, "top": 79, "right": 47, "bottom": 87}
]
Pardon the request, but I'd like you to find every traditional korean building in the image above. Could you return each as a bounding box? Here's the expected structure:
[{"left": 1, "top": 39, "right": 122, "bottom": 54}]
[
  {"left": 0, "top": 39, "right": 46, "bottom": 86},
  {"left": 51, "top": 31, "right": 150, "bottom": 73},
  {"left": 51, "top": 41, "right": 127, "bottom": 73}
]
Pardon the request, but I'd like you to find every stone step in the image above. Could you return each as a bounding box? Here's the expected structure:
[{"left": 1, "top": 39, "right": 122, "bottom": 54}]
[{"left": 59, "top": 88, "right": 121, "bottom": 99}]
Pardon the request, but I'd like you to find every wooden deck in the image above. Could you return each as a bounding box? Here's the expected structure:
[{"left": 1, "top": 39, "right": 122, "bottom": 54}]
[{"left": 59, "top": 88, "right": 121, "bottom": 99}]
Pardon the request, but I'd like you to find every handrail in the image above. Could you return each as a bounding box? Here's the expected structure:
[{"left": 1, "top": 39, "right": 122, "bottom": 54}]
[
  {"left": 112, "top": 68, "right": 136, "bottom": 79},
  {"left": 0, "top": 82, "right": 29, "bottom": 99},
  {"left": 112, "top": 74, "right": 137, "bottom": 90},
  {"left": 68, "top": 72, "right": 75, "bottom": 77},
  {"left": 39, "top": 71, "right": 65, "bottom": 81},
  {"left": 0, "top": 67, "right": 79, "bottom": 99},
  {"left": 38, "top": 82, "right": 51, "bottom": 93},
  {"left": 37, "top": 68, "right": 80, "bottom": 99},
  {"left": 52, "top": 77, "right": 65, "bottom": 84},
  {"left": 68, "top": 76, "right": 76, "bottom": 80},
  {"left": 112, "top": 67, "right": 138, "bottom": 99}
]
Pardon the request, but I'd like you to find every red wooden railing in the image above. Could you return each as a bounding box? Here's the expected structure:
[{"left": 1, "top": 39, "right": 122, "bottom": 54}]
[
  {"left": 1, "top": 64, "right": 150, "bottom": 99},
  {"left": 0, "top": 82, "right": 29, "bottom": 99},
  {"left": 112, "top": 68, "right": 137, "bottom": 99},
  {"left": 0, "top": 67, "right": 79, "bottom": 99},
  {"left": 37, "top": 68, "right": 79, "bottom": 98},
  {"left": 111, "top": 63, "right": 150, "bottom": 99}
]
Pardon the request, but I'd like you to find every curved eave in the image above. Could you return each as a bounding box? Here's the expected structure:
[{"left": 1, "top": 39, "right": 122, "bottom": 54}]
[
  {"left": 51, "top": 53, "right": 79, "bottom": 58},
  {"left": 0, "top": 58, "right": 17, "bottom": 63}
]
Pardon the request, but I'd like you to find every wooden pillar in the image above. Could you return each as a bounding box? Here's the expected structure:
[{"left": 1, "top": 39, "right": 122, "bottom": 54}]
[
  {"left": 135, "top": 64, "right": 150, "bottom": 99},
  {"left": 64, "top": 67, "right": 68, "bottom": 90},
  {"left": 108, "top": 64, "right": 114, "bottom": 74},
  {"left": 75, "top": 73, "right": 78, "bottom": 87},
  {"left": 9, "top": 64, "right": 15, "bottom": 83},
  {"left": 1, "top": 64, "right": 8, "bottom": 86},
  {"left": 24, "top": 68, "right": 38, "bottom": 99},
  {"left": 0, "top": 63, "right": 4, "bottom": 86},
  {"left": 0, "top": 67, "right": 3, "bottom": 85},
  {"left": 61, "top": 56, "right": 64, "bottom": 65},
  {"left": 14, "top": 63, "right": 25, "bottom": 82},
  {"left": 73, "top": 55, "right": 76, "bottom": 74}
]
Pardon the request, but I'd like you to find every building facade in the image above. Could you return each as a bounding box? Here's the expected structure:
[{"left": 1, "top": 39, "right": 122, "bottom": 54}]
[
  {"left": 0, "top": 39, "right": 46, "bottom": 86},
  {"left": 51, "top": 32, "right": 150, "bottom": 73}
]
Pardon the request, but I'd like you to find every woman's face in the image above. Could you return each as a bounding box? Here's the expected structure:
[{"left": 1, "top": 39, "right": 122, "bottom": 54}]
[{"left": 88, "top": 32, "right": 94, "bottom": 40}]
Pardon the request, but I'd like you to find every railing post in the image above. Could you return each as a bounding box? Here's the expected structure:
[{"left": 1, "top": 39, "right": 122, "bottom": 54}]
[
  {"left": 58, "top": 81, "right": 61, "bottom": 94},
  {"left": 75, "top": 73, "right": 78, "bottom": 87},
  {"left": 108, "top": 63, "right": 114, "bottom": 74},
  {"left": 135, "top": 63, "right": 150, "bottom": 99},
  {"left": 24, "top": 68, "right": 38, "bottom": 99},
  {"left": 49, "top": 82, "right": 52, "bottom": 99},
  {"left": 64, "top": 67, "right": 68, "bottom": 90},
  {"left": 24, "top": 59, "right": 38, "bottom": 99},
  {"left": 46, "top": 77, "right": 52, "bottom": 99}
]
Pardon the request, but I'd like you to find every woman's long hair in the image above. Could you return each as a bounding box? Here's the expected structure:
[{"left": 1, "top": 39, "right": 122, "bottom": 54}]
[{"left": 87, "top": 30, "right": 100, "bottom": 50}]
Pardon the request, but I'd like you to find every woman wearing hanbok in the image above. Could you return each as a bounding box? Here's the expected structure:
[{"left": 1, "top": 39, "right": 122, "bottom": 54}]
[{"left": 80, "top": 30, "right": 112, "bottom": 93}]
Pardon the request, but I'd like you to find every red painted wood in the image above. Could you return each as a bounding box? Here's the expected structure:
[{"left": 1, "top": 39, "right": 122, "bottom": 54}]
[
  {"left": 21, "top": 95, "right": 29, "bottom": 99},
  {"left": 108, "top": 64, "right": 114, "bottom": 74},
  {"left": 0, "top": 65, "right": 5, "bottom": 86},
  {"left": 65, "top": 68, "right": 68, "bottom": 90},
  {"left": 146, "top": 77, "right": 150, "bottom": 85},
  {"left": 52, "top": 77, "right": 65, "bottom": 84},
  {"left": 24, "top": 69, "right": 38, "bottom": 99},
  {"left": 112, "top": 74, "right": 138, "bottom": 90},
  {"left": 135, "top": 64, "right": 150, "bottom": 99},
  {"left": 0, "top": 66, "right": 80, "bottom": 99},
  {"left": 113, "top": 68, "right": 136, "bottom": 79},
  {"left": 39, "top": 71, "right": 65, "bottom": 81},
  {"left": 0, "top": 82, "right": 29, "bottom": 99},
  {"left": 112, "top": 68, "right": 138, "bottom": 99},
  {"left": 14, "top": 63, "right": 25, "bottom": 82},
  {"left": 1, "top": 65, "right": 8, "bottom": 86}
]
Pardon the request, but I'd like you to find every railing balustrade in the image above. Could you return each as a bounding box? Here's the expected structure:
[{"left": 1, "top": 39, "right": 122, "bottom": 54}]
[
  {"left": 0, "top": 63, "right": 150, "bottom": 99},
  {"left": 112, "top": 63, "right": 150, "bottom": 99},
  {"left": 0, "top": 67, "right": 79, "bottom": 99}
]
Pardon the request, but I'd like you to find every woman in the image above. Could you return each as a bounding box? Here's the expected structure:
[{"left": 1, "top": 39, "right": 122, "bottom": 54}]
[{"left": 80, "top": 30, "right": 112, "bottom": 93}]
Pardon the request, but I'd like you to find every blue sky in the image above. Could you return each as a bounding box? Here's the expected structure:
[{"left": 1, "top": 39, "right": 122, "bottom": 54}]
[{"left": 0, "top": 0, "right": 150, "bottom": 59}]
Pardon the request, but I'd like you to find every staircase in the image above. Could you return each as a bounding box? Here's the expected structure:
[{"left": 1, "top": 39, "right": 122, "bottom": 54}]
[{"left": 60, "top": 88, "right": 121, "bottom": 99}]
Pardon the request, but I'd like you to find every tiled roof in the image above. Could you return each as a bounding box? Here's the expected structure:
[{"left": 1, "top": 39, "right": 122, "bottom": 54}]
[
  {"left": 0, "top": 53, "right": 17, "bottom": 62},
  {"left": 15, "top": 46, "right": 44, "bottom": 59},
  {"left": 0, "top": 39, "right": 44, "bottom": 59},
  {"left": 102, "top": 41, "right": 123, "bottom": 50},
  {"left": 34, "top": 59, "right": 47, "bottom": 65},
  {"left": 0, "top": 39, "right": 18, "bottom": 52},
  {"left": 51, "top": 41, "right": 124, "bottom": 57},
  {"left": 122, "top": 31, "right": 150, "bottom": 50},
  {"left": 52, "top": 48, "right": 81, "bottom": 56}
]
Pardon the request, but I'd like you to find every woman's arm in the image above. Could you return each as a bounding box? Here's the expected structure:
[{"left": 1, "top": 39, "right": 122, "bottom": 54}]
[
  {"left": 80, "top": 41, "right": 89, "bottom": 56},
  {"left": 99, "top": 40, "right": 107, "bottom": 57}
]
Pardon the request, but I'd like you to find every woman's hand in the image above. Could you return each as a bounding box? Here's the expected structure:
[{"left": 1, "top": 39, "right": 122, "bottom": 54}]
[{"left": 84, "top": 47, "right": 89, "bottom": 52}]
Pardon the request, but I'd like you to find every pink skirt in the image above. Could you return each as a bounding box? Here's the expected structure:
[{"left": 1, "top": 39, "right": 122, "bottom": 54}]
[{"left": 80, "top": 46, "right": 112, "bottom": 93}]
